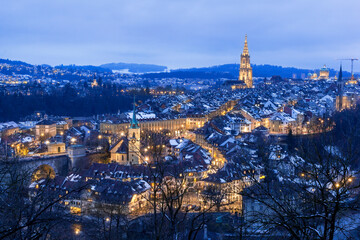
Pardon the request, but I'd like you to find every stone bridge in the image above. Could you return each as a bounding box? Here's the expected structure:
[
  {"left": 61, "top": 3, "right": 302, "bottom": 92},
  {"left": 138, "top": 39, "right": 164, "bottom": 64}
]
[{"left": 2, "top": 154, "right": 71, "bottom": 182}]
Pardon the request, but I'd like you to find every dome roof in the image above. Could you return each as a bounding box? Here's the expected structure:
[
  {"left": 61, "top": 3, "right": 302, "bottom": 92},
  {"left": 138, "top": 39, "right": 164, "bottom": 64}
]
[{"left": 320, "top": 65, "right": 329, "bottom": 72}]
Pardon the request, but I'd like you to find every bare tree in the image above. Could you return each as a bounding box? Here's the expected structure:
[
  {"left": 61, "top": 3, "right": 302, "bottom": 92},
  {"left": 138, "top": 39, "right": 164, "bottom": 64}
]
[
  {"left": 0, "top": 158, "right": 87, "bottom": 240},
  {"left": 239, "top": 131, "right": 360, "bottom": 240},
  {"left": 82, "top": 202, "right": 130, "bottom": 240},
  {"left": 141, "top": 130, "right": 230, "bottom": 240}
]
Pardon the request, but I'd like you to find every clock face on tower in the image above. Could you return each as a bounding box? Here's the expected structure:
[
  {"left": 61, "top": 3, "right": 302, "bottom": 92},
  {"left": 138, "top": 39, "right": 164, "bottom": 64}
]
[{"left": 131, "top": 139, "right": 136, "bottom": 144}]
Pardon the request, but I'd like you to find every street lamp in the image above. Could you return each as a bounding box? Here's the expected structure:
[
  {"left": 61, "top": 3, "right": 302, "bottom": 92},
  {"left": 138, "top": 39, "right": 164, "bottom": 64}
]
[{"left": 73, "top": 224, "right": 81, "bottom": 235}]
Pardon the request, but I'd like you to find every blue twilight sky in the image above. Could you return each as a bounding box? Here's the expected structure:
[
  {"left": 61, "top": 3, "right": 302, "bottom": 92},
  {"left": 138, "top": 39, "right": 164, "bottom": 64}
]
[{"left": 0, "top": 0, "right": 359, "bottom": 71}]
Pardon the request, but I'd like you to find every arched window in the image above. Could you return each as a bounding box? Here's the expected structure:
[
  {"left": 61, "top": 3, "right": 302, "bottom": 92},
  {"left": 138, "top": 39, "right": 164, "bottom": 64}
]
[
  {"left": 122, "top": 155, "right": 124, "bottom": 161},
  {"left": 132, "top": 132, "right": 135, "bottom": 138}
]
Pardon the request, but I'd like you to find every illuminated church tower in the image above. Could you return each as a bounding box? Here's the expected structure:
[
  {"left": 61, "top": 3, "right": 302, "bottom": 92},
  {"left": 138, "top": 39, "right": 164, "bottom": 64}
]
[
  {"left": 238, "top": 35, "right": 253, "bottom": 88},
  {"left": 128, "top": 98, "right": 141, "bottom": 165}
]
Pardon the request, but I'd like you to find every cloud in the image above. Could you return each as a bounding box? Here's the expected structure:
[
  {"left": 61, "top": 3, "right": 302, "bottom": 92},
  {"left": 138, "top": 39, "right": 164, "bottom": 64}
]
[{"left": 0, "top": 0, "right": 359, "bottom": 71}]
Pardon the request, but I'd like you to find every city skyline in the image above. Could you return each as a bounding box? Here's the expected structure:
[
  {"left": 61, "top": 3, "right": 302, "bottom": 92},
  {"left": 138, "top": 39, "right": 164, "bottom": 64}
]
[
  {"left": 1, "top": 1, "right": 360, "bottom": 239},
  {"left": 0, "top": 0, "right": 359, "bottom": 71}
]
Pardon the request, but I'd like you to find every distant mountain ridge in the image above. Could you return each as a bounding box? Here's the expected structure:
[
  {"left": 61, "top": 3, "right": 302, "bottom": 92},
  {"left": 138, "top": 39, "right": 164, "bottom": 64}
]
[
  {"left": 100, "top": 62, "right": 167, "bottom": 73},
  {"left": 0, "top": 58, "right": 352, "bottom": 78},
  {"left": 0, "top": 58, "right": 32, "bottom": 67},
  {"left": 55, "top": 64, "right": 111, "bottom": 73},
  {"left": 172, "top": 64, "right": 351, "bottom": 79}
]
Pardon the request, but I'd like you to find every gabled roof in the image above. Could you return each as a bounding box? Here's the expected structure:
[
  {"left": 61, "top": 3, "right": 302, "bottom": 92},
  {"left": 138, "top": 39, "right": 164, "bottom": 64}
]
[{"left": 36, "top": 119, "right": 56, "bottom": 126}]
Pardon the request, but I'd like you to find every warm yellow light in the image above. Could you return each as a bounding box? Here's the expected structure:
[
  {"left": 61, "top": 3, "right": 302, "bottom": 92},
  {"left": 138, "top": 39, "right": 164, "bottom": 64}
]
[
  {"left": 70, "top": 206, "right": 81, "bottom": 214},
  {"left": 98, "top": 135, "right": 102, "bottom": 139},
  {"left": 335, "top": 183, "right": 340, "bottom": 188},
  {"left": 106, "top": 217, "right": 110, "bottom": 222}
]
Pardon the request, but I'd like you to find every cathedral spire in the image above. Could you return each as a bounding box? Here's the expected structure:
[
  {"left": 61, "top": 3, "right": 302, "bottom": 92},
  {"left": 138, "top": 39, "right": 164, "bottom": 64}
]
[
  {"left": 242, "top": 34, "right": 249, "bottom": 55},
  {"left": 338, "top": 64, "right": 343, "bottom": 82},
  {"left": 238, "top": 34, "right": 252, "bottom": 88},
  {"left": 130, "top": 96, "right": 139, "bottom": 129},
  {"left": 337, "top": 64, "right": 344, "bottom": 111}
]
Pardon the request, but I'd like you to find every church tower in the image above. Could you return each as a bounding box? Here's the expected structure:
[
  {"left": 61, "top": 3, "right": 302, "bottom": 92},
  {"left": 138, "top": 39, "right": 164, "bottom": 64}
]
[
  {"left": 336, "top": 65, "right": 344, "bottom": 111},
  {"left": 238, "top": 35, "right": 253, "bottom": 88},
  {"left": 128, "top": 97, "right": 141, "bottom": 165}
]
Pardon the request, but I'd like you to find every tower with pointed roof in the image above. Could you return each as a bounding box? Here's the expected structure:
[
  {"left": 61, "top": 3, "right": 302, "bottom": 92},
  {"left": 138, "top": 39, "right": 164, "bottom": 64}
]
[
  {"left": 238, "top": 35, "right": 253, "bottom": 88},
  {"left": 336, "top": 65, "right": 344, "bottom": 111},
  {"left": 128, "top": 97, "right": 141, "bottom": 164}
]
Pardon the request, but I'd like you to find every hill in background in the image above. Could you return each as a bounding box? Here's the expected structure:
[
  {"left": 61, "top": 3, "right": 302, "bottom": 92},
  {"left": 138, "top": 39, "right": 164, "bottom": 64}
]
[
  {"left": 55, "top": 64, "right": 112, "bottom": 73},
  {"left": 0, "top": 58, "right": 353, "bottom": 78},
  {"left": 100, "top": 62, "right": 167, "bottom": 73},
  {"left": 170, "top": 64, "right": 351, "bottom": 79}
]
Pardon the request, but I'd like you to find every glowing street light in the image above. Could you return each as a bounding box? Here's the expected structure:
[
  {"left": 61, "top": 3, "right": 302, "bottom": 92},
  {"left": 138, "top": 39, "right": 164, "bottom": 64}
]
[{"left": 73, "top": 224, "right": 81, "bottom": 235}]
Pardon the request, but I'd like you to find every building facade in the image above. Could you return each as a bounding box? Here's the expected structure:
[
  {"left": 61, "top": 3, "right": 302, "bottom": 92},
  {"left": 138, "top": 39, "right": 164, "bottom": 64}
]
[
  {"left": 35, "top": 120, "right": 57, "bottom": 140},
  {"left": 319, "top": 65, "right": 330, "bottom": 80},
  {"left": 101, "top": 100, "right": 238, "bottom": 137}
]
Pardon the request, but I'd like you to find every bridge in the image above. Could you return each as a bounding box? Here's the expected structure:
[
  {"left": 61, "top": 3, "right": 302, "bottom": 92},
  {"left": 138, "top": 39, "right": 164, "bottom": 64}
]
[{"left": 1, "top": 154, "right": 71, "bottom": 182}]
